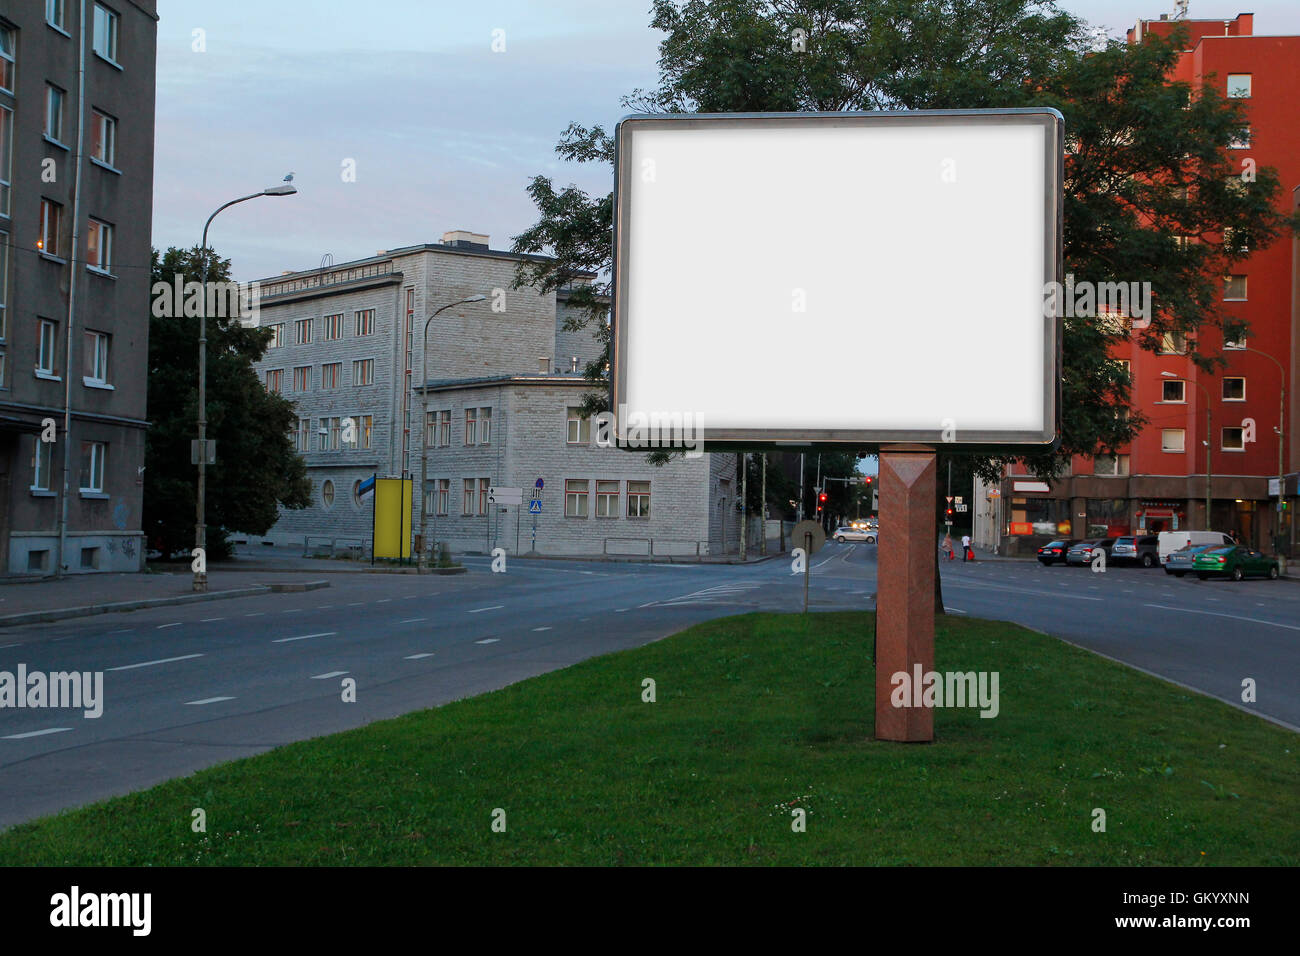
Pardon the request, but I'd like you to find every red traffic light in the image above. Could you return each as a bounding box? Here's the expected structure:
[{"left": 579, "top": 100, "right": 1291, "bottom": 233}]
[
  {"left": 864, "top": 476, "right": 873, "bottom": 485},
  {"left": 818, "top": 492, "right": 827, "bottom": 503}
]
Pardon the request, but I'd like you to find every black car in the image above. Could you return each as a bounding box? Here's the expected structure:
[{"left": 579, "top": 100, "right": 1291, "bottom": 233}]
[
  {"left": 1036, "top": 539, "right": 1079, "bottom": 565},
  {"left": 1111, "top": 534, "right": 1159, "bottom": 567}
]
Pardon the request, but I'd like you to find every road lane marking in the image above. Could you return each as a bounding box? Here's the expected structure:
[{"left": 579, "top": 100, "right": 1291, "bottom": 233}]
[
  {"left": 346, "top": 602, "right": 364, "bottom": 607},
  {"left": 108, "top": 653, "right": 204, "bottom": 672},
  {"left": 272, "top": 631, "right": 336, "bottom": 644},
  {"left": 245, "top": 612, "right": 265, "bottom": 617},
  {"left": 468, "top": 606, "right": 503, "bottom": 614},
  {"left": 0, "top": 643, "right": 23, "bottom": 649},
  {"left": 944, "top": 607, "right": 967, "bottom": 614},
  {"left": 638, "top": 602, "right": 657, "bottom": 608},
  {"left": 532, "top": 626, "right": 552, "bottom": 632},
  {"left": 475, "top": 638, "right": 500, "bottom": 644},
  {"left": 377, "top": 599, "right": 392, "bottom": 603},
  {"left": 402, "top": 595, "right": 420, "bottom": 600},
  {"left": 399, "top": 618, "right": 427, "bottom": 624},
  {"left": 200, "top": 617, "right": 225, "bottom": 623},
  {"left": 184, "top": 697, "right": 235, "bottom": 706},
  {"left": 318, "top": 605, "right": 334, "bottom": 610},
  {"left": 1143, "top": 604, "right": 1300, "bottom": 631},
  {"left": 157, "top": 622, "right": 182, "bottom": 629},
  {"left": 311, "top": 671, "right": 349, "bottom": 680},
  {"left": 404, "top": 653, "right": 435, "bottom": 659},
  {"left": 4, "top": 727, "right": 73, "bottom": 739},
  {"left": 280, "top": 608, "right": 302, "bottom": 614}
]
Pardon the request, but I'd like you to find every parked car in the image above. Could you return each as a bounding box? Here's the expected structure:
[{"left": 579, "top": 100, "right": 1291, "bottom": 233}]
[
  {"left": 1036, "top": 539, "right": 1079, "bottom": 565},
  {"left": 1192, "top": 546, "right": 1280, "bottom": 581},
  {"left": 1157, "top": 530, "right": 1236, "bottom": 567},
  {"left": 1111, "top": 534, "right": 1160, "bottom": 567},
  {"left": 834, "top": 526, "right": 876, "bottom": 543},
  {"left": 1065, "top": 538, "right": 1116, "bottom": 566},
  {"left": 1164, "top": 543, "right": 1214, "bottom": 577}
]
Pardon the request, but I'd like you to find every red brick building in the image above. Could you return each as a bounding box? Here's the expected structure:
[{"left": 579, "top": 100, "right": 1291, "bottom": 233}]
[{"left": 989, "top": 11, "right": 1298, "bottom": 556}]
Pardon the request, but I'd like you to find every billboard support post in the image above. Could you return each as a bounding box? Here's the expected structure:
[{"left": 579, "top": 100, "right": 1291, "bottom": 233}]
[{"left": 874, "top": 447, "right": 937, "bottom": 743}]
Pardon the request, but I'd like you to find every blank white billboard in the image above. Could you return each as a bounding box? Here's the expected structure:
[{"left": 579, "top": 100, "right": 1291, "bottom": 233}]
[{"left": 611, "top": 110, "right": 1062, "bottom": 448}]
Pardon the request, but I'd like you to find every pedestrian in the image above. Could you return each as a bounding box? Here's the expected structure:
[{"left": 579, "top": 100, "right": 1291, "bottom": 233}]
[
  {"left": 941, "top": 532, "right": 954, "bottom": 561},
  {"left": 961, "top": 533, "right": 972, "bottom": 561}
]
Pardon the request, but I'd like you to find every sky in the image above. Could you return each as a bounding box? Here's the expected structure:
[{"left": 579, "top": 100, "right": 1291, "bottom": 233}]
[{"left": 152, "top": 1, "right": 1300, "bottom": 283}]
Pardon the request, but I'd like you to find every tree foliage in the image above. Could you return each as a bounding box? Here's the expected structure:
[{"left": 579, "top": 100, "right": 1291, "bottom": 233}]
[{"left": 144, "top": 247, "right": 311, "bottom": 559}]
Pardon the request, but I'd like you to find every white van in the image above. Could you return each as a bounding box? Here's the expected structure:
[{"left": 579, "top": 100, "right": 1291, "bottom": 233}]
[{"left": 1157, "top": 530, "right": 1235, "bottom": 565}]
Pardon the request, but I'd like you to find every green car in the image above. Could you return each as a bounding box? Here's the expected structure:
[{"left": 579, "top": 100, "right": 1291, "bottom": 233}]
[{"left": 1192, "top": 545, "right": 1280, "bottom": 581}]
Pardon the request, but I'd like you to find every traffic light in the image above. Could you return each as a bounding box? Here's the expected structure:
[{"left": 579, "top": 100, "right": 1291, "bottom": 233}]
[
  {"left": 817, "top": 491, "right": 827, "bottom": 514},
  {"left": 864, "top": 476, "right": 873, "bottom": 486},
  {"left": 945, "top": 506, "right": 954, "bottom": 521}
]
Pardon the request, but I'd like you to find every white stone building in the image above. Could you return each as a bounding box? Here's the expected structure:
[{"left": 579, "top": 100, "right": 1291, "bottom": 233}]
[{"left": 247, "top": 232, "right": 743, "bottom": 557}]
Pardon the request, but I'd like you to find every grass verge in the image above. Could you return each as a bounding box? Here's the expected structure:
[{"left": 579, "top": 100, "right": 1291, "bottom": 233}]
[{"left": 1, "top": 612, "right": 1296, "bottom": 865}]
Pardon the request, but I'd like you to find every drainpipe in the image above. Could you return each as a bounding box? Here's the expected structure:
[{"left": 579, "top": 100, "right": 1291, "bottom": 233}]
[{"left": 56, "top": 0, "right": 88, "bottom": 577}]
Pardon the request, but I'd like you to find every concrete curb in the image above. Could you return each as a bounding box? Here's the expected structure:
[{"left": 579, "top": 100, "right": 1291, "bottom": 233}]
[
  {"left": 265, "top": 580, "right": 331, "bottom": 593},
  {"left": 0, "top": 585, "right": 274, "bottom": 628}
]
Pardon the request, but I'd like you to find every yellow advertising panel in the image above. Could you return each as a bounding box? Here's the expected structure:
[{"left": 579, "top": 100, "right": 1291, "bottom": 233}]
[{"left": 373, "top": 477, "right": 412, "bottom": 559}]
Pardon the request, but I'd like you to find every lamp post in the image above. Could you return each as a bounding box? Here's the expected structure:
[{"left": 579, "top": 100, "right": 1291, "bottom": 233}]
[
  {"left": 1164, "top": 371, "right": 1212, "bottom": 530},
  {"left": 1231, "top": 345, "right": 1286, "bottom": 553},
  {"left": 194, "top": 179, "right": 297, "bottom": 592},
  {"left": 418, "top": 295, "right": 487, "bottom": 572}
]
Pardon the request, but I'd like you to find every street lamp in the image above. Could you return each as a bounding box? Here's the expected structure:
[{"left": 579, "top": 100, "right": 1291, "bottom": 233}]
[
  {"left": 1163, "top": 371, "right": 1212, "bottom": 530},
  {"left": 194, "top": 178, "right": 297, "bottom": 592},
  {"left": 418, "top": 294, "right": 487, "bottom": 572}
]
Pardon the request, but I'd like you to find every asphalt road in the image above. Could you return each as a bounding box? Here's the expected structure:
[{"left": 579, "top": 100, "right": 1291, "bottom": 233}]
[{"left": 1, "top": 543, "right": 1297, "bottom": 828}]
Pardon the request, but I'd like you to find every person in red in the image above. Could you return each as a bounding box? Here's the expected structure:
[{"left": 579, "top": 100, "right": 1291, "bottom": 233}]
[
  {"left": 941, "top": 532, "right": 955, "bottom": 561},
  {"left": 961, "top": 533, "right": 974, "bottom": 561}
]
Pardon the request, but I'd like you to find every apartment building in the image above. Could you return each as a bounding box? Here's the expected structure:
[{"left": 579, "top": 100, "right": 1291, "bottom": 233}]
[
  {"left": 248, "top": 232, "right": 741, "bottom": 557},
  {"left": 993, "top": 11, "right": 1298, "bottom": 556},
  {"left": 0, "top": 1, "right": 158, "bottom": 575}
]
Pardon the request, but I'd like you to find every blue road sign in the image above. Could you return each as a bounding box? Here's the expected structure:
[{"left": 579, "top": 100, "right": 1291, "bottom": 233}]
[{"left": 528, "top": 499, "right": 542, "bottom": 514}]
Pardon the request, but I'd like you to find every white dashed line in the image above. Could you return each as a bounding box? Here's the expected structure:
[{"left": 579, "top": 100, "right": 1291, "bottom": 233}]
[
  {"left": 245, "top": 612, "right": 265, "bottom": 617},
  {"left": 377, "top": 599, "right": 392, "bottom": 604},
  {"left": 0, "top": 643, "right": 23, "bottom": 649},
  {"left": 156, "top": 622, "right": 181, "bottom": 629},
  {"left": 402, "top": 595, "right": 420, "bottom": 600},
  {"left": 184, "top": 697, "right": 235, "bottom": 706},
  {"left": 399, "top": 618, "right": 427, "bottom": 624},
  {"left": 638, "top": 602, "right": 657, "bottom": 608},
  {"left": 944, "top": 607, "right": 967, "bottom": 614},
  {"left": 346, "top": 602, "right": 364, "bottom": 607},
  {"left": 532, "top": 626, "right": 552, "bottom": 632},
  {"left": 3, "top": 727, "right": 73, "bottom": 739},
  {"left": 404, "top": 653, "right": 435, "bottom": 660},
  {"left": 311, "top": 671, "right": 349, "bottom": 680},
  {"left": 318, "top": 605, "right": 334, "bottom": 610},
  {"left": 200, "top": 617, "right": 225, "bottom": 623},
  {"left": 108, "top": 653, "right": 204, "bottom": 672},
  {"left": 280, "top": 608, "right": 302, "bottom": 614},
  {"left": 272, "top": 631, "right": 336, "bottom": 644},
  {"left": 615, "top": 608, "right": 628, "bottom": 613},
  {"left": 468, "top": 606, "right": 503, "bottom": 614},
  {"left": 475, "top": 638, "right": 500, "bottom": 644},
  {"left": 1143, "top": 604, "right": 1300, "bottom": 631}
]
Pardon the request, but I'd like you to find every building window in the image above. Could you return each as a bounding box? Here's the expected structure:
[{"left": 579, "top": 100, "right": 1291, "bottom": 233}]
[
  {"left": 1158, "top": 330, "right": 1186, "bottom": 354},
  {"left": 86, "top": 218, "right": 112, "bottom": 272},
  {"left": 1160, "top": 380, "right": 1185, "bottom": 403},
  {"left": 1113, "top": 359, "right": 1130, "bottom": 382},
  {"left": 1222, "top": 377, "right": 1245, "bottom": 401},
  {"left": 1226, "top": 74, "right": 1251, "bottom": 98},
  {"left": 1222, "top": 427, "right": 1245, "bottom": 451},
  {"left": 1224, "top": 275, "right": 1247, "bottom": 301},
  {"left": 79, "top": 441, "right": 106, "bottom": 492},
  {"left": 37, "top": 319, "right": 58, "bottom": 374},
  {"left": 1227, "top": 128, "right": 1251, "bottom": 149},
  {"left": 352, "top": 480, "right": 365, "bottom": 506},
  {"left": 322, "top": 417, "right": 341, "bottom": 451},
  {"left": 92, "top": 3, "right": 119, "bottom": 63},
  {"left": 293, "top": 366, "right": 311, "bottom": 391},
  {"left": 1224, "top": 329, "right": 1246, "bottom": 350},
  {"left": 425, "top": 410, "right": 437, "bottom": 446},
  {"left": 352, "top": 358, "right": 374, "bottom": 386},
  {"left": 1161, "top": 429, "right": 1185, "bottom": 454},
  {"left": 596, "top": 480, "right": 619, "bottom": 516},
  {"left": 438, "top": 410, "right": 451, "bottom": 447},
  {"left": 90, "top": 110, "right": 115, "bottom": 166},
  {"left": 39, "top": 199, "right": 62, "bottom": 256},
  {"left": 567, "top": 407, "right": 589, "bottom": 444},
  {"left": 323, "top": 313, "right": 343, "bottom": 340},
  {"left": 0, "top": 24, "right": 14, "bottom": 94},
  {"left": 0, "top": 231, "right": 8, "bottom": 337},
  {"left": 47, "top": 0, "right": 67, "bottom": 29},
  {"left": 1093, "top": 454, "right": 1130, "bottom": 476},
  {"left": 342, "top": 414, "right": 372, "bottom": 450},
  {"left": 267, "top": 323, "right": 284, "bottom": 348},
  {"left": 464, "top": 407, "right": 477, "bottom": 445},
  {"left": 355, "top": 309, "right": 374, "bottom": 336},
  {"left": 478, "top": 478, "right": 490, "bottom": 516},
  {"left": 45, "top": 84, "right": 65, "bottom": 143},
  {"left": 264, "top": 368, "right": 283, "bottom": 393},
  {"left": 627, "top": 480, "right": 651, "bottom": 518},
  {"left": 0, "top": 106, "right": 12, "bottom": 217},
  {"left": 83, "top": 330, "right": 109, "bottom": 384},
  {"left": 32, "top": 437, "right": 53, "bottom": 491},
  {"left": 436, "top": 478, "right": 449, "bottom": 516},
  {"left": 295, "top": 417, "right": 309, "bottom": 452},
  {"left": 480, "top": 408, "right": 491, "bottom": 444},
  {"left": 463, "top": 479, "right": 474, "bottom": 515},
  {"left": 565, "top": 479, "right": 589, "bottom": 517},
  {"left": 295, "top": 317, "right": 313, "bottom": 344},
  {"left": 321, "top": 479, "right": 335, "bottom": 508},
  {"left": 321, "top": 361, "right": 340, "bottom": 388}
]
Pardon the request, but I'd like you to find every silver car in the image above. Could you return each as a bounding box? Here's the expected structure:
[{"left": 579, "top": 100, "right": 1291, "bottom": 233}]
[{"left": 834, "top": 526, "right": 876, "bottom": 543}]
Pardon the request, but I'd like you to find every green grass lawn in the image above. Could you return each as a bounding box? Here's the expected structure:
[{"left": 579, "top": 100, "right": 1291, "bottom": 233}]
[{"left": 2, "top": 612, "right": 1296, "bottom": 865}]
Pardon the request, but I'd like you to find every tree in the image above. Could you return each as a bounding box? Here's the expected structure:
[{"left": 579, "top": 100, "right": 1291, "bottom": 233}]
[
  {"left": 144, "top": 247, "right": 311, "bottom": 559},
  {"left": 515, "top": 2, "right": 1296, "bottom": 484}
]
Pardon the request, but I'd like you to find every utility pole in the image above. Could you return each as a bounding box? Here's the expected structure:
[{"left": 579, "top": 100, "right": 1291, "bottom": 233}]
[
  {"left": 740, "top": 452, "right": 748, "bottom": 561},
  {"left": 759, "top": 452, "right": 767, "bottom": 556},
  {"left": 799, "top": 453, "right": 805, "bottom": 521}
]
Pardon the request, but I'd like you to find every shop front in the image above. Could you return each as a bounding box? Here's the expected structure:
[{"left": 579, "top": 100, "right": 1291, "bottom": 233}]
[{"left": 1135, "top": 500, "right": 1186, "bottom": 534}]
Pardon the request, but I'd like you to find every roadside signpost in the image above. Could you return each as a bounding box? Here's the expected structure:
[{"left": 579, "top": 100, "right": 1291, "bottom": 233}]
[
  {"left": 612, "top": 109, "right": 1063, "bottom": 742},
  {"left": 529, "top": 479, "right": 543, "bottom": 552},
  {"left": 790, "top": 519, "right": 826, "bottom": 613}
]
